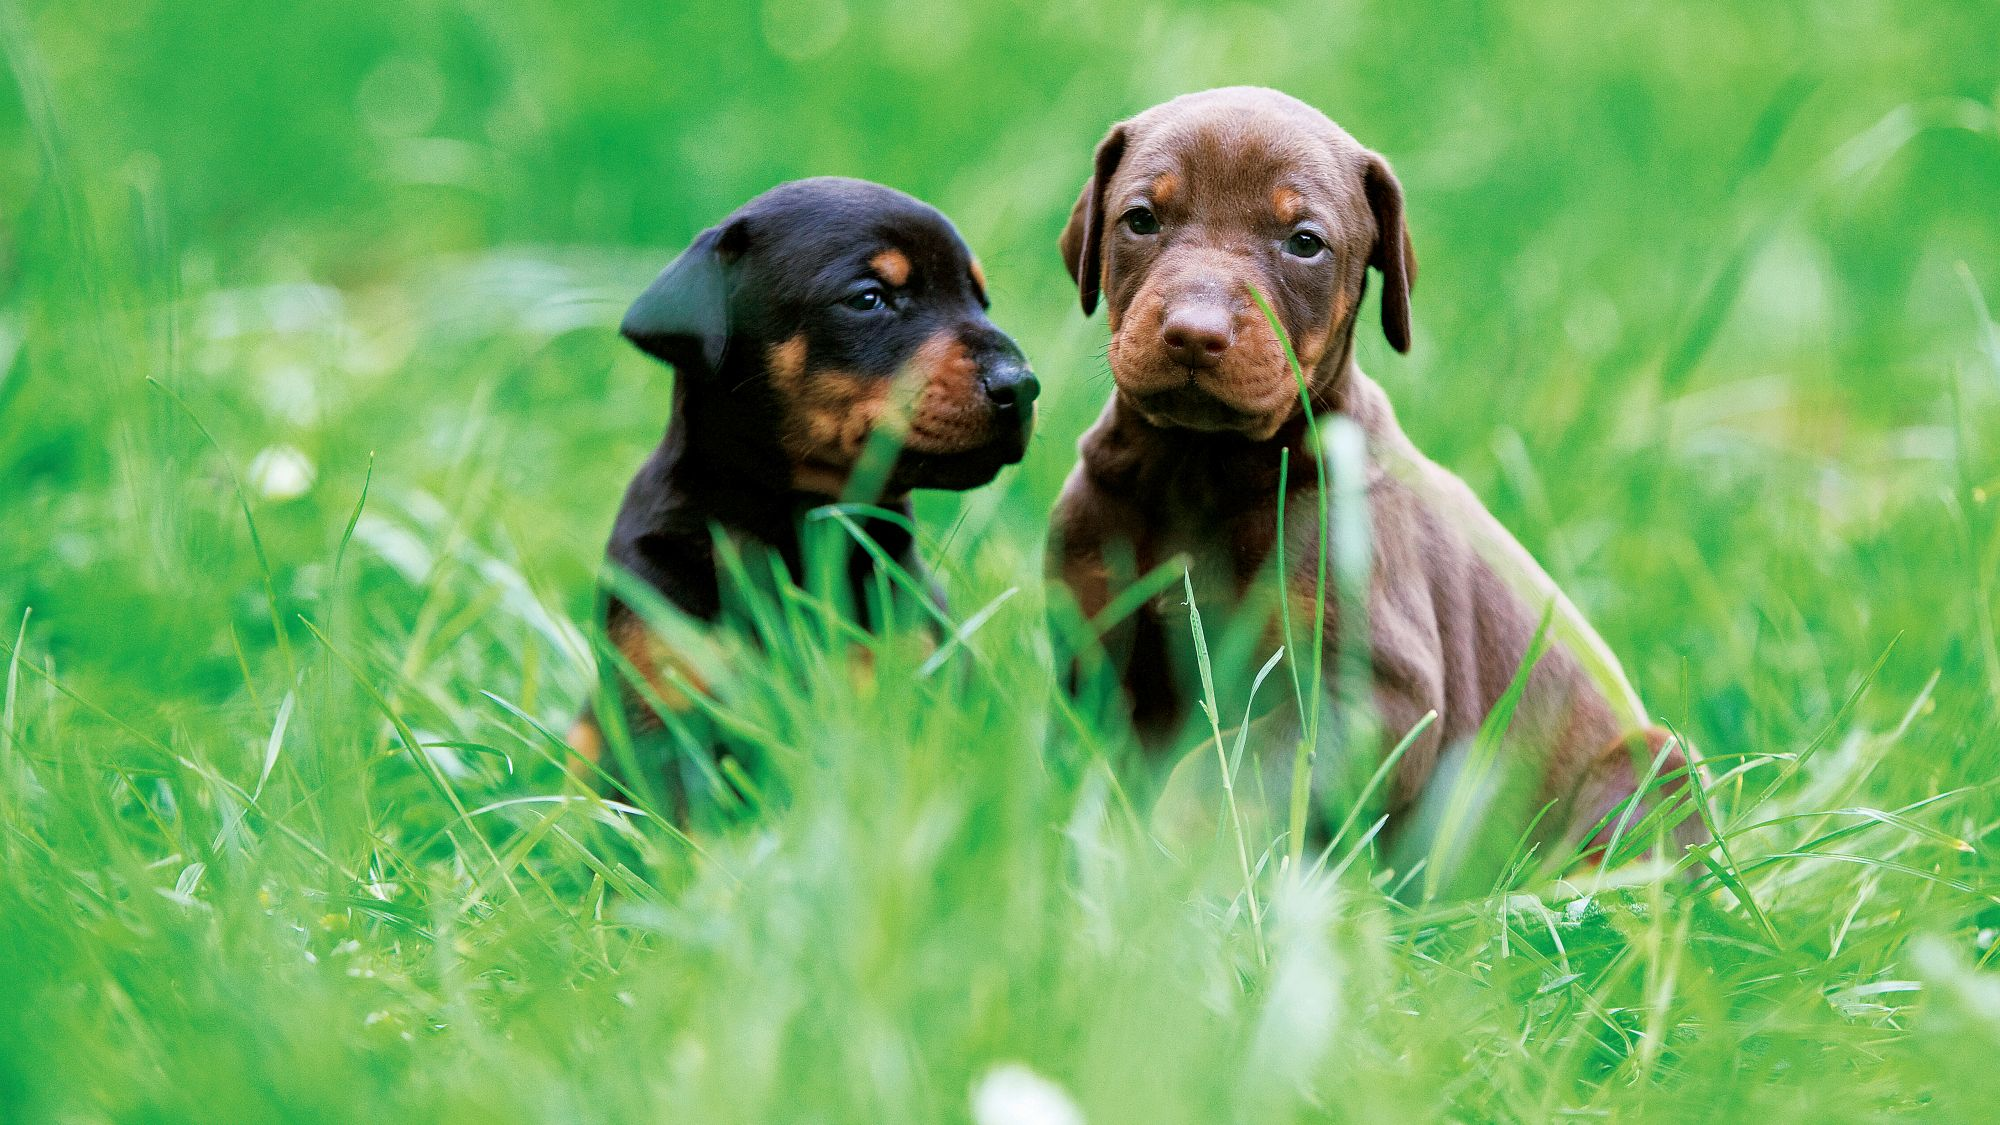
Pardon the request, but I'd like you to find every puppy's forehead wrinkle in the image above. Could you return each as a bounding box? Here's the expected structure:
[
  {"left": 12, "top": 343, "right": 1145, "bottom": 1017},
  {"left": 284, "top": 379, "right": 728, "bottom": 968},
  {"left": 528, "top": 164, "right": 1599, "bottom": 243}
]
[{"left": 1122, "top": 134, "right": 1345, "bottom": 219}]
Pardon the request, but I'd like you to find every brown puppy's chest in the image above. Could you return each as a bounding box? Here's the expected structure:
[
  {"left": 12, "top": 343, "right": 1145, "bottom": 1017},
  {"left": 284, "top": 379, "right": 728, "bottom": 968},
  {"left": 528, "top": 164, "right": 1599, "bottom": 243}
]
[{"left": 1105, "top": 459, "right": 1336, "bottom": 732}]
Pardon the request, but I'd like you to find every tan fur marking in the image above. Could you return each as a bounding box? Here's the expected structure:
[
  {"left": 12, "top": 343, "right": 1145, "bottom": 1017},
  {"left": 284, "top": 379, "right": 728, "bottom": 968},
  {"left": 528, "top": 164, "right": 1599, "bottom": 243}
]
[
  {"left": 770, "top": 333, "right": 897, "bottom": 494},
  {"left": 905, "top": 331, "right": 988, "bottom": 454},
  {"left": 870, "top": 249, "right": 912, "bottom": 287},
  {"left": 969, "top": 257, "right": 987, "bottom": 296},
  {"left": 609, "top": 613, "right": 703, "bottom": 715},
  {"left": 1152, "top": 172, "right": 1181, "bottom": 205},
  {"left": 1296, "top": 326, "right": 1331, "bottom": 372},
  {"left": 769, "top": 335, "right": 808, "bottom": 386},
  {"left": 789, "top": 370, "right": 890, "bottom": 493},
  {"left": 1272, "top": 185, "right": 1305, "bottom": 224}
]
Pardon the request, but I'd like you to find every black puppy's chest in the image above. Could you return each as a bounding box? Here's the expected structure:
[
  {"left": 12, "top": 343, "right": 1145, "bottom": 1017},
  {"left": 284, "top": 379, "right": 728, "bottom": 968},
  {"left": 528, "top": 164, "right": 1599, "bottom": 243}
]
[{"left": 614, "top": 489, "right": 926, "bottom": 633}]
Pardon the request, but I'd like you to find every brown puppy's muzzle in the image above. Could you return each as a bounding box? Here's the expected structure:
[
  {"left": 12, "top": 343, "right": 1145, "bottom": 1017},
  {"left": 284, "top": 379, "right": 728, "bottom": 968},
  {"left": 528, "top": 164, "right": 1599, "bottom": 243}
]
[{"left": 1111, "top": 258, "right": 1297, "bottom": 438}]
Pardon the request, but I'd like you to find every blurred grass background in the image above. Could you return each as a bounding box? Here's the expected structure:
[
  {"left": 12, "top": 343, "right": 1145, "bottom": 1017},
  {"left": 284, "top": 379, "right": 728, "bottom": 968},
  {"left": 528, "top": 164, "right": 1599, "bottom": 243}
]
[{"left": 4, "top": 0, "right": 2000, "bottom": 1120}]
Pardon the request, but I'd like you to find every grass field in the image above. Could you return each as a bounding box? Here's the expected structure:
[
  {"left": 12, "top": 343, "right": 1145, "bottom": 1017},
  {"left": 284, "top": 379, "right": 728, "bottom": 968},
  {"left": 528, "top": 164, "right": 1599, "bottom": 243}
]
[{"left": 5, "top": 2, "right": 2000, "bottom": 1120}]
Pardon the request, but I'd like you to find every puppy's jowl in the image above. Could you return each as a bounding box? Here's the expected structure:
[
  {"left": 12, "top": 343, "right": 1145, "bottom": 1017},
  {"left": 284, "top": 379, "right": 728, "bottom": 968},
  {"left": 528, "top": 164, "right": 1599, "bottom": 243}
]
[
  {"left": 576, "top": 177, "right": 1038, "bottom": 810},
  {"left": 1048, "top": 87, "right": 1701, "bottom": 862}
]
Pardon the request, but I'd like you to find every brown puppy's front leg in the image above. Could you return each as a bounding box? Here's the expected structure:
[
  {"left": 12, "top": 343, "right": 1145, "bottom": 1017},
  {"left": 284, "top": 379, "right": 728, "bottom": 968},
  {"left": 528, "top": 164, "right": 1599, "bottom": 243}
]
[{"left": 1047, "top": 469, "right": 1186, "bottom": 751}]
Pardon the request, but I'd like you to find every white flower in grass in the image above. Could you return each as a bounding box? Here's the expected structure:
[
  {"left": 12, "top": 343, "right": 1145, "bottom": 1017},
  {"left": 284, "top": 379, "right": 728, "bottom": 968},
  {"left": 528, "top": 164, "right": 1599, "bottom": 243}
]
[
  {"left": 971, "top": 1063, "right": 1084, "bottom": 1125},
  {"left": 248, "top": 444, "right": 315, "bottom": 501}
]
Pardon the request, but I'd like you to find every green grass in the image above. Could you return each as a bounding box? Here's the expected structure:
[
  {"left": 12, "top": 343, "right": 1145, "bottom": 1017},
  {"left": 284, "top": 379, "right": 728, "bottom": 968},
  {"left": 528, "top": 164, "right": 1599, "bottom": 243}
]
[{"left": 5, "top": 1, "right": 2000, "bottom": 1120}]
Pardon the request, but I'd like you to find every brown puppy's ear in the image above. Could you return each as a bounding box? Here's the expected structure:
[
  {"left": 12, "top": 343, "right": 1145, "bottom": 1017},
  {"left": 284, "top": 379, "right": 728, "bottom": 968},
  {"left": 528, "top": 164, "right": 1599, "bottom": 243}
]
[
  {"left": 622, "top": 219, "right": 749, "bottom": 372},
  {"left": 1363, "top": 154, "right": 1416, "bottom": 354},
  {"left": 1058, "top": 124, "right": 1128, "bottom": 317}
]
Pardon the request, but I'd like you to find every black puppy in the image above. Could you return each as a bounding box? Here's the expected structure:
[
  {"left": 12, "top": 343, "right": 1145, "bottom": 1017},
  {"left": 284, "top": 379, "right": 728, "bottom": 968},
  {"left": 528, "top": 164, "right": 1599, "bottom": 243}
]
[{"left": 571, "top": 178, "right": 1038, "bottom": 803}]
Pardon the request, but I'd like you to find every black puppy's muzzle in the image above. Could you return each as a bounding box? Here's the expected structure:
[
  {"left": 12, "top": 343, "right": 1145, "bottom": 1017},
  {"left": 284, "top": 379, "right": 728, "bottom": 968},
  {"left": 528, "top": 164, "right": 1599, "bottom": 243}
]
[{"left": 887, "top": 324, "right": 1036, "bottom": 493}]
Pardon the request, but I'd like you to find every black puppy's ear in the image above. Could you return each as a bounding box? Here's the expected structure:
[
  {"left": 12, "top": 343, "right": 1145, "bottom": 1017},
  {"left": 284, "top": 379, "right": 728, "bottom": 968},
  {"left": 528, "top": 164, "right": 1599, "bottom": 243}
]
[
  {"left": 1059, "top": 123, "right": 1128, "bottom": 317},
  {"left": 622, "top": 220, "right": 748, "bottom": 372},
  {"left": 1363, "top": 154, "right": 1417, "bottom": 354}
]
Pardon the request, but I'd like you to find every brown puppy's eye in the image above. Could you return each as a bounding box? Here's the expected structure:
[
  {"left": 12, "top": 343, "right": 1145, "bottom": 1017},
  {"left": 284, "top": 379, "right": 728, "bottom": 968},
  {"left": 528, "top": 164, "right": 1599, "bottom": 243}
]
[
  {"left": 1283, "top": 230, "right": 1326, "bottom": 259},
  {"left": 1121, "top": 207, "right": 1160, "bottom": 236},
  {"left": 843, "top": 287, "right": 889, "bottom": 312}
]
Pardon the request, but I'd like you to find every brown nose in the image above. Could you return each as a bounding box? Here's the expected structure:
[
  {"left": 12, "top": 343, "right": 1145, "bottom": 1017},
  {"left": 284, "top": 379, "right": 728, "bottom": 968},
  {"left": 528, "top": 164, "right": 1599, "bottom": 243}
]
[{"left": 1160, "top": 306, "right": 1234, "bottom": 368}]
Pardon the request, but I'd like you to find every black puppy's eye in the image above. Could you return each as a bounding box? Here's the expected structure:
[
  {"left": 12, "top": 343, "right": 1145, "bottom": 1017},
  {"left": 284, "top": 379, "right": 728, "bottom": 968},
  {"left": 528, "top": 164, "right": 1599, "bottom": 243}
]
[
  {"left": 1283, "top": 230, "right": 1326, "bottom": 258},
  {"left": 1122, "top": 207, "right": 1160, "bottom": 236},
  {"left": 843, "top": 287, "right": 889, "bottom": 312}
]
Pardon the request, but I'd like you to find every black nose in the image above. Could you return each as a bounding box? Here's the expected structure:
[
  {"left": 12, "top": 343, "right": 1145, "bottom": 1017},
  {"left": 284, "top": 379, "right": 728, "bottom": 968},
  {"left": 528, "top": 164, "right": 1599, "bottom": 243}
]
[
  {"left": 1161, "top": 305, "right": 1234, "bottom": 368},
  {"left": 984, "top": 365, "right": 1040, "bottom": 410}
]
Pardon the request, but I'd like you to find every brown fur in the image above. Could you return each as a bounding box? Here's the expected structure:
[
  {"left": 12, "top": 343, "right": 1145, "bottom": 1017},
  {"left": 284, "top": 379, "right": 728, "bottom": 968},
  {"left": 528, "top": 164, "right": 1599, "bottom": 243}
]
[{"left": 1049, "top": 88, "right": 1697, "bottom": 851}]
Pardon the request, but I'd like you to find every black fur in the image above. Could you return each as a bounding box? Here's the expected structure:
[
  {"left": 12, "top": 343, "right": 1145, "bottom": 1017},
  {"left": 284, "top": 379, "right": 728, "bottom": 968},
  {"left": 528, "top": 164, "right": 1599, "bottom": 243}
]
[{"left": 585, "top": 178, "right": 1037, "bottom": 800}]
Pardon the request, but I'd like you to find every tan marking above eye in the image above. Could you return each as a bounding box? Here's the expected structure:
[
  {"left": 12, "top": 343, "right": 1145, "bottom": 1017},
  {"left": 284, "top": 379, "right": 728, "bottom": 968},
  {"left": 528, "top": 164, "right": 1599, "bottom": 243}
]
[
  {"left": 1151, "top": 172, "right": 1181, "bottom": 205},
  {"left": 870, "top": 249, "right": 912, "bottom": 288},
  {"left": 968, "top": 257, "right": 987, "bottom": 297},
  {"left": 1272, "top": 186, "right": 1305, "bottom": 225}
]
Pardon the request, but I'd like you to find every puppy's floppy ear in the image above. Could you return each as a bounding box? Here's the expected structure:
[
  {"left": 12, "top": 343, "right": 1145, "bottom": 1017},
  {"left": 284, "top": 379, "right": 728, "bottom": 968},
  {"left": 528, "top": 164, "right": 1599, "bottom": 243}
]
[
  {"left": 1059, "top": 123, "right": 1128, "bottom": 317},
  {"left": 1363, "top": 154, "right": 1417, "bottom": 354},
  {"left": 622, "top": 219, "right": 748, "bottom": 372}
]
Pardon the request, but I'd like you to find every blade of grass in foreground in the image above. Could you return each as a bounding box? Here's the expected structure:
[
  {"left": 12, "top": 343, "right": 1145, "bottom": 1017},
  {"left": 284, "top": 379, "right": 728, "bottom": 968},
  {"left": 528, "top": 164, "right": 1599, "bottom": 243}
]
[
  {"left": 1247, "top": 284, "right": 1353, "bottom": 872},
  {"left": 149, "top": 376, "right": 299, "bottom": 687},
  {"left": 1184, "top": 570, "right": 1266, "bottom": 959}
]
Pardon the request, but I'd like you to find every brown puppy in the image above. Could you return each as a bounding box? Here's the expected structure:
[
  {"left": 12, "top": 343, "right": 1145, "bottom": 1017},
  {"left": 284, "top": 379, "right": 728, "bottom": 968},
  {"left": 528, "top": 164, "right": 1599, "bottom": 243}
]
[{"left": 1048, "top": 88, "right": 1699, "bottom": 859}]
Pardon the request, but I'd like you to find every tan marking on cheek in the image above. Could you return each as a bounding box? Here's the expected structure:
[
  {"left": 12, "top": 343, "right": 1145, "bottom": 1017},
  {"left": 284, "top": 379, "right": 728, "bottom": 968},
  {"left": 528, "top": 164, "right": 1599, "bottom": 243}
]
[
  {"left": 1296, "top": 326, "right": 1331, "bottom": 370},
  {"left": 785, "top": 371, "right": 889, "bottom": 493},
  {"left": 1107, "top": 276, "right": 1173, "bottom": 392},
  {"left": 1330, "top": 287, "right": 1352, "bottom": 329},
  {"left": 1223, "top": 308, "right": 1292, "bottom": 409},
  {"left": 968, "top": 257, "right": 987, "bottom": 295},
  {"left": 870, "top": 249, "right": 911, "bottom": 287},
  {"left": 1295, "top": 287, "right": 1356, "bottom": 392},
  {"left": 769, "top": 335, "right": 808, "bottom": 387},
  {"left": 1272, "top": 187, "right": 1305, "bottom": 224},
  {"left": 770, "top": 333, "right": 891, "bottom": 493},
  {"left": 1152, "top": 172, "right": 1180, "bottom": 205},
  {"left": 905, "top": 331, "right": 989, "bottom": 454}
]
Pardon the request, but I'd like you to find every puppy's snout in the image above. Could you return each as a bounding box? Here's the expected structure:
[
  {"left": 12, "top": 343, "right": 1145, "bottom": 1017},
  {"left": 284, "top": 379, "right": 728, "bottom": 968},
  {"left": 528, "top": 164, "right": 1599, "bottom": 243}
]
[
  {"left": 1160, "top": 305, "right": 1234, "bottom": 368},
  {"left": 982, "top": 363, "right": 1040, "bottom": 411}
]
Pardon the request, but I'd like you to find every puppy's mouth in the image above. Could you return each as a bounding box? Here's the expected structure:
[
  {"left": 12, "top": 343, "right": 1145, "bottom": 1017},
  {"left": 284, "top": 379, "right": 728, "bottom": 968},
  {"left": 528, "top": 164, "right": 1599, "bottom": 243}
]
[
  {"left": 1131, "top": 384, "right": 1260, "bottom": 434},
  {"left": 890, "top": 411, "right": 1031, "bottom": 491},
  {"left": 795, "top": 408, "right": 1031, "bottom": 497}
]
